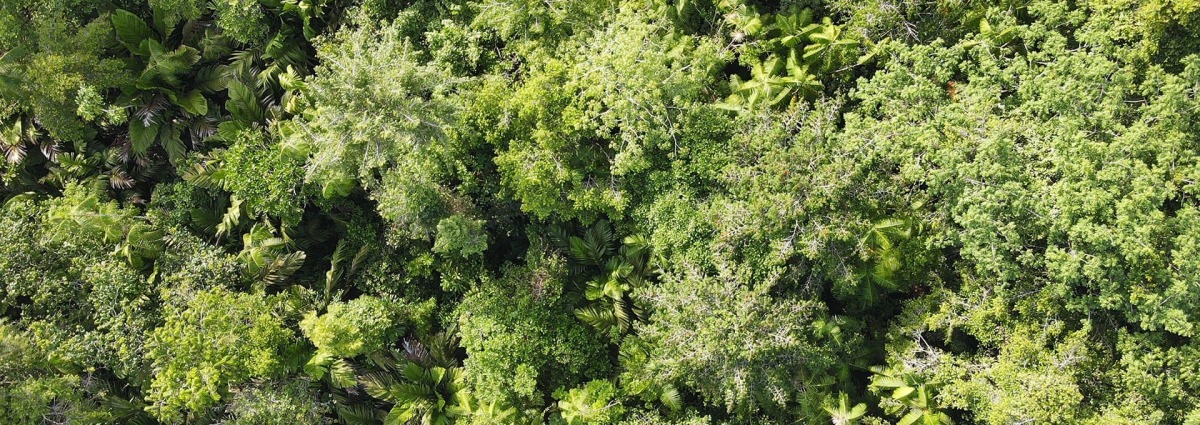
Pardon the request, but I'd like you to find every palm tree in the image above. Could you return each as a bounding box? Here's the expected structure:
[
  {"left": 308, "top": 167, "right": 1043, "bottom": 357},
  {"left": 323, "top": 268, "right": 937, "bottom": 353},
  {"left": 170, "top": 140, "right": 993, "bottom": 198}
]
[
  {"left": 357, "top": 335, "right": 470, "bottom": 425},
  {"left": 870, "top": 366, "right": 952, "bottom": 425},
  {"left": 375, "top": 364, "right": 468, "bottom": 425},
  {"left": 574, "top": 235, "right": 655, "bottom": 334},
  {"left": 823, "top": 392, "right": 866, "bottom": 425}
]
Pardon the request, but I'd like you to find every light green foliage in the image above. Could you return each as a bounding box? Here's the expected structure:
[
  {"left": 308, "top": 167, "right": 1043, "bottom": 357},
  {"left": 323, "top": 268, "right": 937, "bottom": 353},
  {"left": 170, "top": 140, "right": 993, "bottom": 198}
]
[
  {"left": 153, "top": 229, "right": 244, "bottom": 304},
  {"left": 456, "top": 250, "right": 610, "bottom": 408},
  {"left": 74, "top": 84, "right": 119, "bottom": 124},
  {"left": 485, "top": 2, "right": 724, "bottom": 219},
  {"left": 236, "top": 222, "right": 307, "bottom": 286},
  {"left": 300, "top": 296, "right": 429, "bottom": 358},
  {"left": 836, "top": 2, "right": 1200, "bottom": 417},
  {"left": 212, "top": 0, "right": 270, "bottom": 44},
  {"left": 462, "top": 393, "right": 520, "bottom": 425},
  {"left": 823, "top": 393, "right": 867, "bottom": 425},
  {"left": 470, "top": 0, "right": 615, "bottom": 54},
  {"left": 290, "top": 12, "right": 451, "bottom": 195},
  {"left": 626, "top": 266, "right": 837, "bottom": 419},
  {"left": 434, "top": 214, "right": 488, "bottom": 257},
  {"left": 0, "top": 196, "right": 82, "bottom": 319},
  {"left": 82, "top": 259, "right": 157, "bottom": 383},
  {"left": 0, "top": 194, "right": 157, "bottom": 388},
  {"left": 145, "top": 287, "right": 295, "bottom": 422},
  {"left": 287, "top": 11, "right": 466, "bottom": 241},
  {"left": 721, "top": 4, "right": 869, "bottom": 108},
  {"left": 46, "top": 182, "right": 163, "bottom": 268},
  {"left": 380, "top": 363, "right": 469, "bottom": 425},
  {"left": 869, "top": 366, "right": 951, "bottom": 425},
  {"left": 148, "top": 0, "right": 206, "bottom": 27},
  {"left": 555, "top": 379, "right": 624, "bottom": 425},
  {"left": 46, "top": 182, "right": 136, "bottom": 243},
  {"left": 216, "top": 129, "right": 306, "bottom": 226},
  {"left": 618, "top": 410, "right": 711, "bottom": 425},
  {"left": 221, "top": 379, "right": 330, "bottom": 425},
  {"left": 0, "top": 324, "right": 83, "bottom": 423},
  {"left": 0, "top": 10, "right": 127, "bottom": 144}
]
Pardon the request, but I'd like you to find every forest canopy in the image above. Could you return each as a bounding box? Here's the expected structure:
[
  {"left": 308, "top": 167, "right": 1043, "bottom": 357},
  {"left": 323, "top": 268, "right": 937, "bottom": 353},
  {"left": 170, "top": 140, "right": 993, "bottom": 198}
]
[{"left": 2, "top": 0, "right": 1200, "bottom": 423}]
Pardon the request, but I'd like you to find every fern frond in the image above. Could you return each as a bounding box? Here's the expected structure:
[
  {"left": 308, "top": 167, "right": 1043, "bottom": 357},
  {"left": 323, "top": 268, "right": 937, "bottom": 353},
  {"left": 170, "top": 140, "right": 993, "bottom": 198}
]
[{"left": 349, "top": 244, "right": 372, "bottom": 277}]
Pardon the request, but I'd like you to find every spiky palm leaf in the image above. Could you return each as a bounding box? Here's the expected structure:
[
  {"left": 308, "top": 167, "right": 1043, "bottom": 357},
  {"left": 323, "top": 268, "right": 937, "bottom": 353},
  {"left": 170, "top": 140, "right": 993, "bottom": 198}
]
[
  {"left": 329, "top": 358, "right": 358, "bottom": 389},
  {"left": 180, "top": 152, "right": 222, "bottom": 189},
  {"left": 659, "top": 384, "right": 682, "bottom": 411},
  {"left": 101, "top": 396, "right": 157, "bottom": 425},
  {"left": 567, "top": 220, "right": 615, "bottom": 266},
  {"left": 463, "top": 392, "right": 519, "bottom": 424},
  {"left": 216, "top": 197, "right": 244, "bottom": 239},
  {"left": 575, "top": 304, "right": 617, "bottom": 332},
  {"left": 337, "top": 403, "right": 383, "bottom": 425},
  {"left": 262, "top": 250, "right": 307, "bottom": 285},
  {"left": 0, "top": 119, "right": 30, "bottom": 164},
  {"left": 380, "top": 364, "right": 469, "bottom": 425}
]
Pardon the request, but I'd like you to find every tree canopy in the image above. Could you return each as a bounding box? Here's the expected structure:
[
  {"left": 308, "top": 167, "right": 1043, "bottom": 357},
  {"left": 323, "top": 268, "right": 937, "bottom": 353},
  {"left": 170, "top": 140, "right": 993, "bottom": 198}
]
[{"left": 3, "top": 0, "right": 1200, "bottom": 423}]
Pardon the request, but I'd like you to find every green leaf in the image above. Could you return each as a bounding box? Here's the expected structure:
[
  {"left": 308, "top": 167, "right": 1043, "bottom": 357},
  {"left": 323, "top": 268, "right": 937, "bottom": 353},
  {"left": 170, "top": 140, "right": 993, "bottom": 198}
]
[
  {"left": 979, "top": 18, "right": 993, "bottom": 34},
  {"left": 585, "top": 279, "right": 606, "bottom": 300},
  {"left": 360, "top": 372, "right": 397, "bottom": 400},
  {"left": 330, "top": 358, "right": 357, "bottom": 389},
  {"left": 898, "top": 411, "right": 923, "bottom": 425},
  {"left": 175, "top": 89, "right": 208, "bottom": 115},
  {"left": 337, "top": 404, "right": 380, "bottom": 425},
  {"left": 385, "top": 404, "right": 416, "bottom": 425},
  {"left": 129, "top": 121, "right": 159, "bottom": 154},
  {"left": 602, "top": 279, "right": 624, "bottom": 300},
  {"left": 936, "top": 412, "right": 953, "bottom": 424},
  {"left": 892, "top": 386, "right": 915, "bottom": 399},
  {"left": 161, "top": 124, "right": 185, "bottom": 164},
  {"left": 144, "top": 44, "right": 200, "bottom": 88},
  {"left": 112, "top": 9, "right": 157, "bottom": 55},
  {"left": 227, "top": 80, "right": 264, "bottom": 123},
  {"left": 193, "top": 65, "right": 231, "bottom": 93},
  {"left": 575, "top": 305, "right": 616, "bottom": 331},
  {"left": 849, "top": 402, "right": 867, "bottom": 419},
  {"left": 872, "top": 376, "right": 906, "bottom": 389},
  {"left": 304, "top": 351, "right": 334, "bottom": 379},
  {"left": 659, "top": 384, "right": 682, "bottom": 411}
]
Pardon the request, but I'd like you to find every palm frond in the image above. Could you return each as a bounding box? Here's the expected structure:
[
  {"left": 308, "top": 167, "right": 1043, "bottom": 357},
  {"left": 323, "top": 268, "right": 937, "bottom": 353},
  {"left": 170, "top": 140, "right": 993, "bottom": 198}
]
[
  {"left": 262, "top": 250, "right": 306, "bottom": 285},
  {"left": 134, "top": 94, "right": 171, "bottom": 127},
  {"left": 659, "top": 384, "right": 682, "bottom": 411},
  {"left": 337, "top": 403, "right": 382, "bottom": 425},
  {"left": 575, "top": 304, "right": 617, "bottom": 332},
  {"left": 403, "top": 338, "right": 433, "bottom": 367},
  {"left": 330, "top": 358, "right": 358, "bottom": 389},
  {"left": 360, "top": 370, "right": 398, "bottom": 400}
]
